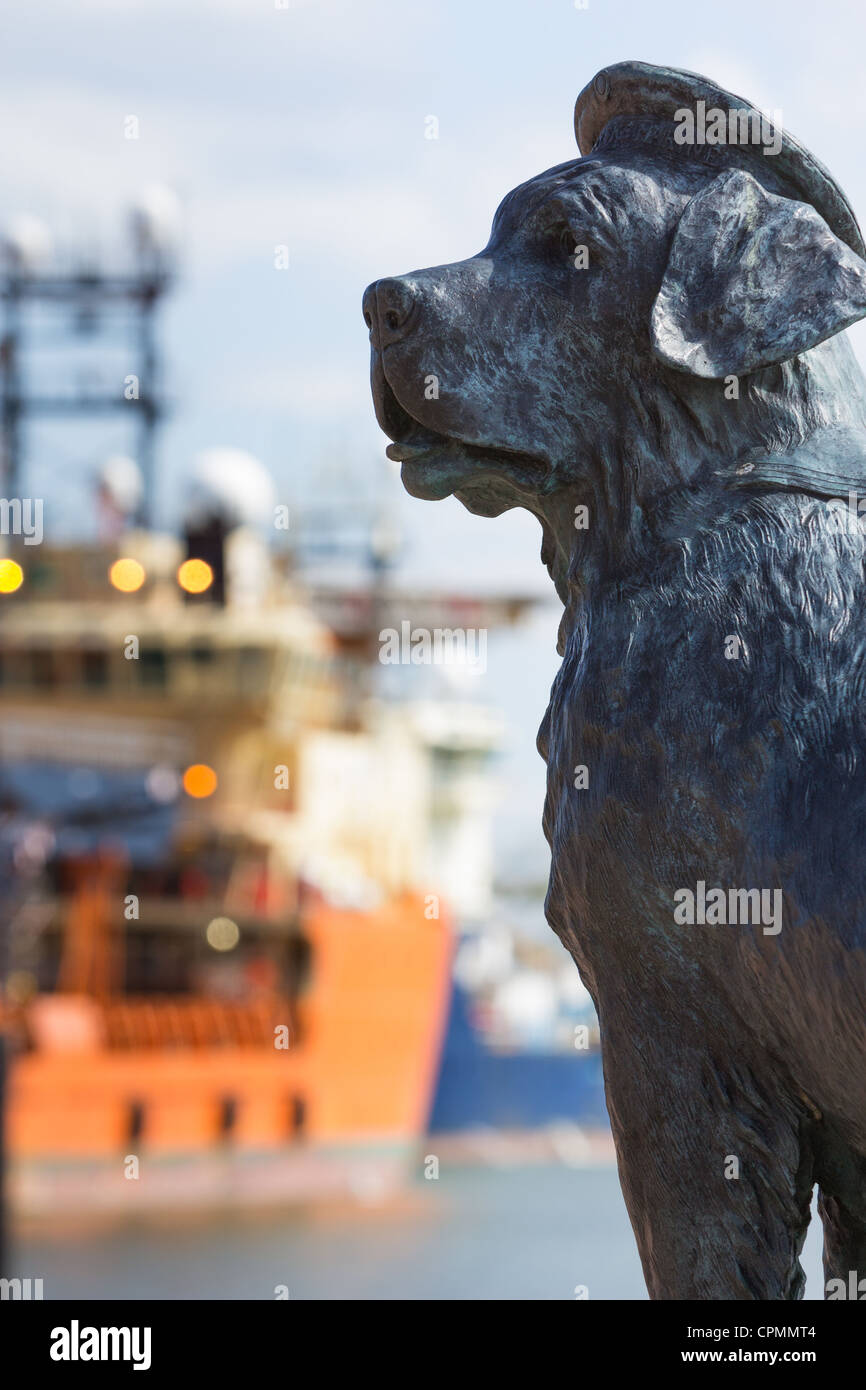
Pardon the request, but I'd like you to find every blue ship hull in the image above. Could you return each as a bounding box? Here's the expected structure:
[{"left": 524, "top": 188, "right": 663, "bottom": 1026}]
[{"left": 429, "top": 983, "right": 610, "bottom": 1132}]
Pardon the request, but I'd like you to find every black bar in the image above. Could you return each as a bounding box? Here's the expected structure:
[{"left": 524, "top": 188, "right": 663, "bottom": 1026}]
[{"left": 6, "top": 1298, "right": 861, "bottom": 1375}]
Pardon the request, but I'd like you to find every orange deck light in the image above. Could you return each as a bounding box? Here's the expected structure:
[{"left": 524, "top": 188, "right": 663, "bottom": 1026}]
[
  {"left": 182, "top": 764, "right": 218, "bottom": 799},
  {"left": 0, "top": 559, "right": 23, "bottom": 594},
  {"left": 177, "top": 558, "right": 213, "bottom": 594},
  {"left": 109, "top": 557, "right": 146, "bottom": 593}
]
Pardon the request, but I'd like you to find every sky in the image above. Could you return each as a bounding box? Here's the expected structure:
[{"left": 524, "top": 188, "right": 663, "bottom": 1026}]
[{"left": 2, "top": 0, "right": 865, "bottom": 885}]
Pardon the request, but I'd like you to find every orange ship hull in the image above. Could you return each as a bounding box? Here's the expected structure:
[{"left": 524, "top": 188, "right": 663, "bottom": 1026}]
[{"left": 8, "top": 894, "right": 453, "bottom": 1214}]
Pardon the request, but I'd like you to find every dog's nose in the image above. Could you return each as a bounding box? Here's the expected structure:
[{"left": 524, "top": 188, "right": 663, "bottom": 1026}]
[{"left": 362, "top": 277, "right": 418, "bottom": 349}]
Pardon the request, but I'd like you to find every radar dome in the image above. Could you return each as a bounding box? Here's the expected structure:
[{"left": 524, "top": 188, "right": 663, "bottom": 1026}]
[
  {"left": 185, "top": 448, "right": 275, "bottom": 529},
  {"left": 3, "top": 216, "right": 52, "bottom": 272},
  {"left": 99, "top": 454, "right": 143, "bottom": 516},
  {"left": 129, "top": 185, "right": 182, "bottom": 262}
]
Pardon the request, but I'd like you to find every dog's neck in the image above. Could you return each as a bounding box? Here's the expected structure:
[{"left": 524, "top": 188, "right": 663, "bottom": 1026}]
[{"left": 534, "top": 342, "right": 866, "bottom": 649}]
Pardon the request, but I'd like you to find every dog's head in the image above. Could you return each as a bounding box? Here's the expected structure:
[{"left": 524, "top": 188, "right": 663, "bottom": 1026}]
[{"left": 364, "top": 62, "right": 866, "bottom": 588}]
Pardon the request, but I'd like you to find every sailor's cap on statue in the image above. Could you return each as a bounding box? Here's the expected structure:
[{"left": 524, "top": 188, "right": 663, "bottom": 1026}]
[{"left": 574, "top": 60, "right": 866, "bottom": 260}]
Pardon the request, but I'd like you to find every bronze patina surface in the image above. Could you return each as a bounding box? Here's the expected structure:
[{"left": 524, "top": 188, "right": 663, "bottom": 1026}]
[{"left": 365, "top": 61, "right": 866, "bottom": 1300}]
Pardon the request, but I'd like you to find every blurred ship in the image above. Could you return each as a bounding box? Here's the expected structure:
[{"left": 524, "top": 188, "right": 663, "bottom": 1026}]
[
  {"left": 0, "top": 454, "right": 551, "bottom": 1214},
  {"left": 429, "top": 919, "right": 608, "bottom": 1139},
  {"left": 0, "top": 217, "right": 607, "bottom": 1221}
]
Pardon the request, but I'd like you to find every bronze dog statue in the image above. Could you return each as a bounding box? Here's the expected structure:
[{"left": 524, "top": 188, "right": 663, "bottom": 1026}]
[{"left": 364, "top": 60, "right": 866, "bottom": 1300}]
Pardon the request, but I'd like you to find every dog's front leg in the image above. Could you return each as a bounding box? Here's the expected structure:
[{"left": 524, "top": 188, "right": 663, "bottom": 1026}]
[{"left": 599, "top": 1016, "right": 815, "bottom": 1299}]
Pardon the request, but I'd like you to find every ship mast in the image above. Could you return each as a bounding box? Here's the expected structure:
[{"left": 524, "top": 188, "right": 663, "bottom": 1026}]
[
  {"left": 0, "top": 197, "right": 176, "bottom": 524},
  {"left": 0, "top": 198, "right": 177, "bottom": 1275}
]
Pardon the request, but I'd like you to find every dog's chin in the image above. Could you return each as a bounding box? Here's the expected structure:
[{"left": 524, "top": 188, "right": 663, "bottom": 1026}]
[
  {"left": 391, "top": 437, "right": 551, "bottom": 508},
  {"left": 376, "top": 366, "right": 550, "bottom": 504},
  {"left": 396, "top": 445, "right": 472, "bottom": 502}
]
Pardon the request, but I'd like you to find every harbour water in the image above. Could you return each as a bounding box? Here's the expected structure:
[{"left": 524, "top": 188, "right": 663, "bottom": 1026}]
[{"left": 12, "top": 1160, "right": 827, "bottom": 1301}]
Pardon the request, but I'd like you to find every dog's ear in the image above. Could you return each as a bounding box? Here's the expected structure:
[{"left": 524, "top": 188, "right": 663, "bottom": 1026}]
[{"left": 651, "top": 169, "right": 866, "bottom": 379}]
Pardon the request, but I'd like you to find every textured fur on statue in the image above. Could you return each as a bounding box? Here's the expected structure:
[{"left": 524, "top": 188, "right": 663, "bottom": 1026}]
[{"left": 364, "top": 61, "right": 866, "bottom": 1300}]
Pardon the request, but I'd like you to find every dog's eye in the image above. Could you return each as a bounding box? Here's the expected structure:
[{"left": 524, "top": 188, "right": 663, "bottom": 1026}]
[
  {"left": 550, "top": 222, "right": 591, "bottom": 264},
  {"left": 558, "top": 224, "right": 577, "bottom": 256}
]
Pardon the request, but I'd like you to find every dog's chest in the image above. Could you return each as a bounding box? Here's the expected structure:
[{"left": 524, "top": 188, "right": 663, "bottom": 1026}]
[
  {"left": 540, "top": 596, "right": 688, "bottom": 855},
  {"left": 538, "top": 520, "right": 866, "bottom": 978},
  {"left": 537, "top": 586, "right": 781, "bottom": 1010}
]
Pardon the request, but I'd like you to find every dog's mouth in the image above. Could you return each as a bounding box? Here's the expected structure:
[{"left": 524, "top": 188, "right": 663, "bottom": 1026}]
[{"left": 376, "top": 371, "right": 550, "bottom": 502}]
